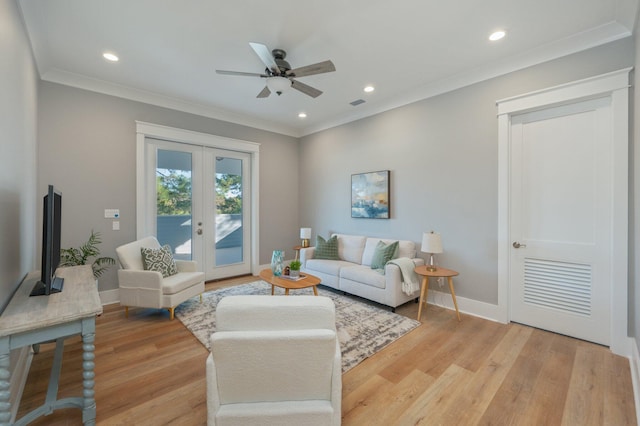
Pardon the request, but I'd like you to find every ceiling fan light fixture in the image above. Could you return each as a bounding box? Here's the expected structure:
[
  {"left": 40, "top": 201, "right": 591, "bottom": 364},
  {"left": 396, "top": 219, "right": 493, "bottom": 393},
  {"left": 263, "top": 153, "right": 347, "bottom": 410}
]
[{"left": 266, "top": 76, "right": 292, "bottom": 95}]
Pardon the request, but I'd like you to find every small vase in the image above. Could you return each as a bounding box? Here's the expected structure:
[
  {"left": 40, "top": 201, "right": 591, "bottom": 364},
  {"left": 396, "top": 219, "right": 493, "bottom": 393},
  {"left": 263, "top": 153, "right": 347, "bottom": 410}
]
[
  {"left": 290, "top": 269, "right": 300, "bottom": 279},
  {"left": 271, "top": 250, "right": 284, "bottom": 276}
]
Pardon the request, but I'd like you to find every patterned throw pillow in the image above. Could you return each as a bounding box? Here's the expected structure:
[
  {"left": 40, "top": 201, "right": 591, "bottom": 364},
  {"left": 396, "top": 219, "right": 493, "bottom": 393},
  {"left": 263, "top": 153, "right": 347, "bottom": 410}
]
[
  {"left": 370, "top": 240, "right": 399, "bottom": 270},
  {"left": 314, "top": 235, "right": 340, "bottom": 260},
  {"left": 141, "top": 244, "right": 178, "bottom": 277}
]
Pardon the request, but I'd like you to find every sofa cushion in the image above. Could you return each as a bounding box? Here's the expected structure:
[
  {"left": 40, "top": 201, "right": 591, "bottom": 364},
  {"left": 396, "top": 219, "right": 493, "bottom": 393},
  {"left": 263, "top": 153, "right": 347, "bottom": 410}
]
[
  {"left": 340, "top": 265, "right": 386, "bottom": 289},
  {"left": 162, "top": 271, "right": 205, "bottom": 294},
  {"left": 370, "top": 240, "right": 399, "bottom": 270},
  {"left": 334, "top": 234, "right": 367, "bottom": 264},
  {"left": 362, "top": 238, "right": 416, "bottom": 266},
  {"left": 314, "top": 235, "right": 340, "bottom": 260},
  {"left": 398, "top": 241, "right": 417, "bottom": 259},
  {"left": 305, "top": 259, "right": 354, "bottom": 276},
  {"left": 141, "top": 244, "right": 178, "bottom": 277}
]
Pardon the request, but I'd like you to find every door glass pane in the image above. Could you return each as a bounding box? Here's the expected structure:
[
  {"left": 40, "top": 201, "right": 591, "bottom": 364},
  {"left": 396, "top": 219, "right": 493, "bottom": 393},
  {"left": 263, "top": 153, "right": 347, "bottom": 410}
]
[
  {"left": 215, "top": 157, "right": 243, "bottom": 266},
  {"left": 156, "top": 149, "right": 192, "bottom": 260}
]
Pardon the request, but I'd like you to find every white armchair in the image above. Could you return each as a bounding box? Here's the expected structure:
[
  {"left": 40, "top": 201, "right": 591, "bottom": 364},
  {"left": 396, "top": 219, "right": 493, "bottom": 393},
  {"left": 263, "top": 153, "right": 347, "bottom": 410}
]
[
  {"left": 115, "top": 236, "right": 205, "bottom": 320},
  {"left": 206, "top": 295, "right": 342, "bottom": 426}
]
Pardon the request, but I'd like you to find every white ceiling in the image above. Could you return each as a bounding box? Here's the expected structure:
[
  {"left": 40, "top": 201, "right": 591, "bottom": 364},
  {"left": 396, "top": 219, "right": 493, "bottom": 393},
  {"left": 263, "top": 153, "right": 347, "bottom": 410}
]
[{"left": 18, "top": 0, "right": 638, "bottom": 137}]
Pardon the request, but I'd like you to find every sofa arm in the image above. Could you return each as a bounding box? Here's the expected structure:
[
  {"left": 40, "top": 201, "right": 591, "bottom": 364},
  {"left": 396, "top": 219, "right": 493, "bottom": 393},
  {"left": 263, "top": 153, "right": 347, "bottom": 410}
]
[
  {"left": 117, "top": 269, "right": 164, "bottom": 290},
  {"left": 175, "top": 260, "right": 198, "bottom": 272},
  {"left": 300, "top": 247, "right": 315, "bottom": 267}
]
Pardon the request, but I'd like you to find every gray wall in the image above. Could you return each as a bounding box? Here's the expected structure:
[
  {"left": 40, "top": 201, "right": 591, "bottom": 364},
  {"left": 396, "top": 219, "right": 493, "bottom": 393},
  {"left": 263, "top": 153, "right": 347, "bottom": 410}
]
[
  {"left": 299, "top": 38, "right": 634, "bottom": 306},
  {"left": 0, "top": 0, "right": 38, "bottom": 313},
  {"left": 37, "top": 82, "right": 300, "bottom": 292}
]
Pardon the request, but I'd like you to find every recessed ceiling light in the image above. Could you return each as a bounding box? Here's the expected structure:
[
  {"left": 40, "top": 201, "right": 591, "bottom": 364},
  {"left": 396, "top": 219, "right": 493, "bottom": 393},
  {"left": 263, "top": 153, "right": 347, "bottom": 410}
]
[
  {"left": 103, "top": 52, "right": 119, "bottom": 62},
  {"left": 489, "top": 30, "right": 506, "bottom": 41},
  {"left": 364, "top": 85, "right": 375, "bottom": 93},
  {"left": 298, "top": 112, "right": 307, "bottom": 118}
]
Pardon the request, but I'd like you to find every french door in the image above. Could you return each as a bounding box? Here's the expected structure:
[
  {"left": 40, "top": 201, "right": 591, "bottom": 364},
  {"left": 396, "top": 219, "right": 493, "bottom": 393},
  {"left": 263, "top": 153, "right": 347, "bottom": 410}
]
[{"left": 141, "top": 138, "right": 252, "bottom": 280}]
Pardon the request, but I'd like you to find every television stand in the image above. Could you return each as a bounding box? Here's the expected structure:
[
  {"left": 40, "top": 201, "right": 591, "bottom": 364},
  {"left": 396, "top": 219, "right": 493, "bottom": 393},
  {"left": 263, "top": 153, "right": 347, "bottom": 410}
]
[{"left": 0, "top": 266, "right": 102, "bottom": 425}]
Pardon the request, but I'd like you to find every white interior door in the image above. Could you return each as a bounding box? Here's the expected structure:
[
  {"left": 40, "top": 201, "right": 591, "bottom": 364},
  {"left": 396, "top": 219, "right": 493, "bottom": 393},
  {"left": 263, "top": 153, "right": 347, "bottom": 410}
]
[{"left": 509, "top": 97, "right": 612, "bottom": 345}]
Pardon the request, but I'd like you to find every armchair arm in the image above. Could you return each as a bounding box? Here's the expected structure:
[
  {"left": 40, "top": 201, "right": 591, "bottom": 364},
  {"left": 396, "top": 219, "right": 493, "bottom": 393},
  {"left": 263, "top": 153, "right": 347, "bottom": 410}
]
[
  {"left": 175, "top": 260, "right": 198, "bottom": 273},
  {"left": 117, "top": 269, "right": 164, "bottom": 309},
  {"left": 117, "top": 269, "right": 163, "bottom": 289}
]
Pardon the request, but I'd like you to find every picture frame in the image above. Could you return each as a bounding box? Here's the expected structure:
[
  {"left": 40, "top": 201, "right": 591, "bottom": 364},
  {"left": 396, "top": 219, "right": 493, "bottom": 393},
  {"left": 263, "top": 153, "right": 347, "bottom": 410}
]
[{"left": 351, "top": 170, "right": 390, "bottom": 219}]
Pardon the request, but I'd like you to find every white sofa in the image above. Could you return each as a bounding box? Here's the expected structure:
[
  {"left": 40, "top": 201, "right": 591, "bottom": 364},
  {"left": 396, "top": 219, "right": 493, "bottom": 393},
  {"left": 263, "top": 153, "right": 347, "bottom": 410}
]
[{"left": 300, "top": 234, "right": 424, "bottom": 311}]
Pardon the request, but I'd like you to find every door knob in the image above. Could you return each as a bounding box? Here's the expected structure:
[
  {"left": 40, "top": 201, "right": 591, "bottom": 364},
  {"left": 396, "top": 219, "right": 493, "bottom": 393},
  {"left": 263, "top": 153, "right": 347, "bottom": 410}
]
[
  {"left": 196, "top": 228, "right": 203, "bottom": 235},
  {"left": 512, "top": 241, "right": 526, "bottom": 248}
]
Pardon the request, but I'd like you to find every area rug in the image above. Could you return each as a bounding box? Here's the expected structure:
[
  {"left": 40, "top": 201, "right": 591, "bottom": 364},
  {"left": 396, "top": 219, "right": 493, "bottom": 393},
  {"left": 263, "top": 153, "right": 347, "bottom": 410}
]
[{"left": 175, "top": 281, "right": 420, "bottom": 373}]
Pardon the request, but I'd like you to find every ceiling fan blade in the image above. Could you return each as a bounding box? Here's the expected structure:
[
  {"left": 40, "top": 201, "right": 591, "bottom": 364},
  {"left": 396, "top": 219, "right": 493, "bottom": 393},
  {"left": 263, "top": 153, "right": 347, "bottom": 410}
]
[
  {"left": 291, "top": 79, "right": 323, "bottom": 98},
  {"left": 249, "top": 42, "right": 280, "bottom": 74},
  {"left": 216, "top": 70, "right": 268, "bottom": 77},
  {"left": 257, "top": 86, "right": 271, "bottom": 98},
  {"left": 286, "top": 60, "right": 336, "bottom": 78}
]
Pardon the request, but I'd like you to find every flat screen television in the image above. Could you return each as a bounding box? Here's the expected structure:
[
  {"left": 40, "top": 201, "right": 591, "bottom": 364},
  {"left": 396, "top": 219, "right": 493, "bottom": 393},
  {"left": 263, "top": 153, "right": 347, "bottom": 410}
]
[{"left": 30, "top": 185, "right": 64, "bottom": 296}]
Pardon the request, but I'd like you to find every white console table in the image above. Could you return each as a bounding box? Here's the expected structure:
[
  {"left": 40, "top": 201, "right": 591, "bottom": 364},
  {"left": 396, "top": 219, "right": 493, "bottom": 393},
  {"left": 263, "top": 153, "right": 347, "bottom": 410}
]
[{"left": 0, "top": 265, "right": 102, "bottom": 425}]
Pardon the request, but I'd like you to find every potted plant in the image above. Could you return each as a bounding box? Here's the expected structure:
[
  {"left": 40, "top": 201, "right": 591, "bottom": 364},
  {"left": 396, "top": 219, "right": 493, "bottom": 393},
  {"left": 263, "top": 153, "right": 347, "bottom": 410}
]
[
  {"left": 59, "top": 230, "right": 116, "bottom": 279},
  {"left": 289, "top": 259, "right": 302, "bottom": 278}
]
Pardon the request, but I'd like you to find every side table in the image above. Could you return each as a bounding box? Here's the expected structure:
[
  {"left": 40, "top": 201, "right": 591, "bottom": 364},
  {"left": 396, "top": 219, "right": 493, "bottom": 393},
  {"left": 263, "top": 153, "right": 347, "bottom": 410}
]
[{"left": 414, "top": 265, "right": 461, "bottom": 322}]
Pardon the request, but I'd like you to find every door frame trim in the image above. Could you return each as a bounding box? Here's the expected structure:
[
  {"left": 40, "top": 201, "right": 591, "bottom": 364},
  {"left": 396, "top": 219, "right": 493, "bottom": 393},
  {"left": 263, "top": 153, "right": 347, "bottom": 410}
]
[
  {"left": 496, "top": 68, "right": 631, "bottom": 356},
  {"left": 135, "top": 121, "right": 261, "bottom": 276}
]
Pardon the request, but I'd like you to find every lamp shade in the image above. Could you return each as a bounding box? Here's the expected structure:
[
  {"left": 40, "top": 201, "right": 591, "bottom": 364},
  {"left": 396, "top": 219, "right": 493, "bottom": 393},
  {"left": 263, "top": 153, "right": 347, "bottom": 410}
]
[
  {"left": 421, "top": 232, "right": 443, "bottom": 254},
  {"left": 300, "top": 227, "right": 312, "bottom": 239}
]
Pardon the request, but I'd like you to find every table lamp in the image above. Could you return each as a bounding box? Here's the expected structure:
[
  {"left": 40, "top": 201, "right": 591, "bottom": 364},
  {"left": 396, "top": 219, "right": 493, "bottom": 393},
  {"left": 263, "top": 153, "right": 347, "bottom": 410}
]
[
  {"left": 300, "top": 227, "right": 312, "bottom": 248},
  {"left": 421, "top": 231, "right": 443, "bottom": 271}
]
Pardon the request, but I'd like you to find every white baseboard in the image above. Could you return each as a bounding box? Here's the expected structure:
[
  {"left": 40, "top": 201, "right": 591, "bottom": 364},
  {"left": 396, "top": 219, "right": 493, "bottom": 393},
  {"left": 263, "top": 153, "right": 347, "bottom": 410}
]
[
  {"left": 424, "top": 286, "right": 502, "bottom": 323},
  {"left": 630, "top": 338, "right": 640, "bottom": 426}
]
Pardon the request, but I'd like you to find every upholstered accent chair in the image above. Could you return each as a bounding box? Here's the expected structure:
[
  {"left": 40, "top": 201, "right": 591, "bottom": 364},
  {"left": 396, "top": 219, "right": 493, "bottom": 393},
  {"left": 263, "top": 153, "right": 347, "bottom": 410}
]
[
  {"left": 206, "top": 295, "right": 342, "bottom": 426},
  {"left": 115, "top": 236, "right": 205, "bottom": 320}
]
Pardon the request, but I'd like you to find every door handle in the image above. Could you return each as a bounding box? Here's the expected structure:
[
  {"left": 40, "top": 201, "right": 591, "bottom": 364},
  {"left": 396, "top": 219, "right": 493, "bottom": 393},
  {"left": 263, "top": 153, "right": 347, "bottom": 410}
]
[
  {"left": 512, "top": 241, "right": 527, "bottom": 249},
  {"left": 196, "top": 228, "right": 203, "bottom": 235}
]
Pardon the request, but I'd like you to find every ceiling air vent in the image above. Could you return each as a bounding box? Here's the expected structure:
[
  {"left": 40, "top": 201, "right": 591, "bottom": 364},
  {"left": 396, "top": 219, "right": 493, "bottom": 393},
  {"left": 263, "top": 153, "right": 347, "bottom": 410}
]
[{"left": 350, "top": 99, "right": 366, "bottom": 106}]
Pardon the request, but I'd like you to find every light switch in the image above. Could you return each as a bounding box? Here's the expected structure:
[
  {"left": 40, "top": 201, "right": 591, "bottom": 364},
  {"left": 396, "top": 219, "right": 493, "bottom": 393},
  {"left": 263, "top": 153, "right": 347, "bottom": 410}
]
[
  {"left": 105, "top": 209, "right": 120, "bottom": 219},
  {"left": 112, "top": 221, "right": 120, "bottom": 231}
]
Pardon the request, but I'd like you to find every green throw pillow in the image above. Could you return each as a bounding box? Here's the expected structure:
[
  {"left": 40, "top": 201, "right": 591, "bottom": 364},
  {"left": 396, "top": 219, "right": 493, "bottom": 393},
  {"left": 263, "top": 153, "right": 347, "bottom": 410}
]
[
  {"left": 141, "top": 244, "right": 178, "bottom": 277},
  {"left": 315, "top": 235, "right": 340, "bottom": 260},
  {"left": 370, "top": 240, "right": 399, "bottom": 270}
]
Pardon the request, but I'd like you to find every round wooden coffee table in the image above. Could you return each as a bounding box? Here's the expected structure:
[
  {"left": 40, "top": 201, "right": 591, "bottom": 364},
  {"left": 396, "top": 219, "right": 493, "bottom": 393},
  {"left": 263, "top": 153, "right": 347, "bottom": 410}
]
[{"left": 259, "top": 269, "right": 321, "bottom": 295}]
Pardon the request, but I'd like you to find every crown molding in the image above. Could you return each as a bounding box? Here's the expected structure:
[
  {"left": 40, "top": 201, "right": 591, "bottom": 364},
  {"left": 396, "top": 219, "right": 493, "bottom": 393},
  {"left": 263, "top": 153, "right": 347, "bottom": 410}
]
[
  {"left": 37, "top": 21, "right": 631, "bottom": 140},
  {"left": 300, "top": 21, "right": 631, "bottom": 137},
  {"left": 40, "top": 68, "right": 302, "bottom": 138}
]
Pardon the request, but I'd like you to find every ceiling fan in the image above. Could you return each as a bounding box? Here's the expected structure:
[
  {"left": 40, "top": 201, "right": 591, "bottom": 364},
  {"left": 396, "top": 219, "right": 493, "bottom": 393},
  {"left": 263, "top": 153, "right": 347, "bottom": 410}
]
[{"left": 216, "top": 42, "right": 336, "bottom": 98}]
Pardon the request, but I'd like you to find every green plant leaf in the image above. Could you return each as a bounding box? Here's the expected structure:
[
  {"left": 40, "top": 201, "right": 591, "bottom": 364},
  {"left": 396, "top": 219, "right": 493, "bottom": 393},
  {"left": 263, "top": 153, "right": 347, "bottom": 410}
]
[{"left": 59, "top": 230, "right": 115, "bottom": 279}]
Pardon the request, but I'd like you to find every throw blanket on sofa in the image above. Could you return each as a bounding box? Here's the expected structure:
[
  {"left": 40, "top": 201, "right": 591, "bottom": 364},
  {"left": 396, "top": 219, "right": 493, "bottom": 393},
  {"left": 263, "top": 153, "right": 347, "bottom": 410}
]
[{"left": 388, "top": 258, "right": 420, "bottom": 296}]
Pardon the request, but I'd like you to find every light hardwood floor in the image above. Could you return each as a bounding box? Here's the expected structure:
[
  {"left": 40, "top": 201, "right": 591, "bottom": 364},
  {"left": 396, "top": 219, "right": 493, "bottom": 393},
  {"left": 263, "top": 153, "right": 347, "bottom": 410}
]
[{"left": 17, "top": 275, "right": 637, "bottom": 425}]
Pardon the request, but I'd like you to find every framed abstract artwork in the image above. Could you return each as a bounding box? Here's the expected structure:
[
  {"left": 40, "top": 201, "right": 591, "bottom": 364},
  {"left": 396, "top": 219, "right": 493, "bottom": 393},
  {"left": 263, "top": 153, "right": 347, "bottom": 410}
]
[{"left": 351, "top": 170, "right": 390, "bottom": 219}]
